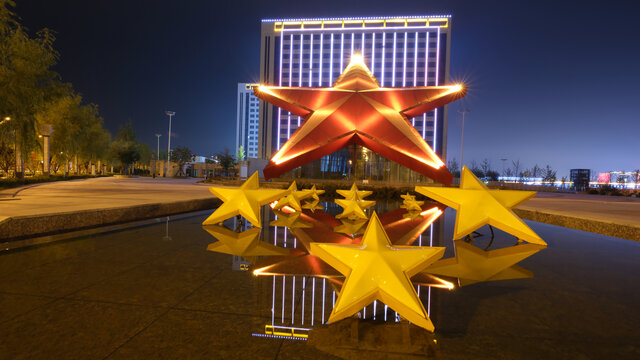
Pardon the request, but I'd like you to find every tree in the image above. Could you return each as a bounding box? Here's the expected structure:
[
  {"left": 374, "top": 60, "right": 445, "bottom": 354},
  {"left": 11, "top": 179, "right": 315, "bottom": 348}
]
[
  {"left": 217, "top": 148, "right": 236, "bottom": 177},
  {"left": 480, "top": 158, "right": 491, "bottom": 176},
  {"left": 447, "top": 157, "right": 460, "bottom": 178},
  {"left": 531, "top": 164, "right": 541, "bottom": 178},
  {"left": 470, "top": 159, "right": 484, "bottom": 178},
  {"left": 170, "top": 146, "right": 192, "bottom": 177},
  {"left": 110, "top": 122, "right": 141, "bottom": 175},
  {"left": 511, "top": 159, "right": 521, "bottom": 182},
  {"left": 542, "top": 165, "right": 557, "bottom": 184},
  {"left": 0, "top": 0, "right": 61, "bottom": 178},
  {"left": 236, "top": 145, "right": 246, "bottom": 162},
  {"left": 486, "top": 170, "right": 500, "bottom": 181}
]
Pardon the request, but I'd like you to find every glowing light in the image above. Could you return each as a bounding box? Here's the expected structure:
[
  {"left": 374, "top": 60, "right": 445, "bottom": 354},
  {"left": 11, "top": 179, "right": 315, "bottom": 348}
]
[{"left": 350, "top": 53, "right": 363, "bottom": 65}]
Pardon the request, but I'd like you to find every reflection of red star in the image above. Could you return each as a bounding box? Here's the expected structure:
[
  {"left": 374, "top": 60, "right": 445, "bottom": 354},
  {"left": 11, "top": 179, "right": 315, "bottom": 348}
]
[{"left": 254, "top": 55, "right": 466, "bottom": 184}]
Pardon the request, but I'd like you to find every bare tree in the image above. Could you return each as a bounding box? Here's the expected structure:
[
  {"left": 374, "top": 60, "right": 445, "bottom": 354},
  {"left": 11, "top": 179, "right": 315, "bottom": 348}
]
[
  {"left": 511, "top": 160, "right": 521, "bottom": 182},
  {"left": 480, "top": 158, "right": 491, "bottom": 175}
]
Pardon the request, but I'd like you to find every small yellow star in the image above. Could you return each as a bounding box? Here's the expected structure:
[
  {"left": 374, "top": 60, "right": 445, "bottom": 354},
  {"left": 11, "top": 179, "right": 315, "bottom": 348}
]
[
  {"left": 204, "top": 225, "right": 289, "bottom": 258},
  {"left": 273, "top": 181, "right": 316, "bottom": 212},
  {"left": 310, "top": 212, "right": 445, "bottom": 332},
  {"left": 424, "top": 240, "right": 545, "bottom": 286},
  {"left": 336, "top": 183, "right": 373, "bottom": 201},
  {"left": 333, "top": 218, "right": 368, "bottom": 235},
  {"left": 202, "top": 172, "right": 290, "bottom": 227},
  {"left": 335, "top": 198, "right": 376, "bottom": 220},
  {"left": 400, "top": 192, "right": 424, "bottom": 212},
  {"left": 301, "top": 198, "right": 323, "bottom": 211},
  {"left": 415, "top": 167, "right": 546, "bottom": 246}
]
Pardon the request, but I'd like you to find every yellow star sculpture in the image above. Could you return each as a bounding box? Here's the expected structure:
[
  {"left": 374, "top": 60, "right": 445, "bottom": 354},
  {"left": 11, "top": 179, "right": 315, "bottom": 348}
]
[
  {"left": 333, "top": 218, "right": 368, "bottom": 235},
  {"left": 308, "top": 185, "right": 325, "bottom": 199},
  {"left": 424, "top": 240, "right": 545, "bottom": 286},
  {"left": 301, "top": 198, "right": 323, "bottom": 211},
  {"left": 310, "top": 212, "right": 446, "bottom": 332},
  {"left": 204, "top": 225, "right": 289, "bottom": 258},
  {"left": 400, "top": 193, "right": 424, "bottom": 212},
  {"left": 335, "top": 197, "right": 376, "bottom": 221},
  {"left": 202, "top": 172, "right": 290, "bottom": 227},
  {"left": 336, "top": 183, "right": 373, "bottom": 201},
  {"left": 415, "top": 167, "right": 546, "bottom": 246},
  {"left": 273, "top": 181, "right": 316, "bottom": 212},
  {"left": 270, "top": 210, "right": 313, "bottom": 228}
]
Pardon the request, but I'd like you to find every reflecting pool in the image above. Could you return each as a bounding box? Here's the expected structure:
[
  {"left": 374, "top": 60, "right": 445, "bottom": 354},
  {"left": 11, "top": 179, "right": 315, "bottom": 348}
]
[{"left": 0, "top": 201, "right": 638, "bottom": 359}]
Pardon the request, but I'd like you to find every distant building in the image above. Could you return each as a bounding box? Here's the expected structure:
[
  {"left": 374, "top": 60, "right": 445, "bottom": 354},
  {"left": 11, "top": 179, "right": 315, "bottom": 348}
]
[
  {"left": 236, "top": 83, "right": 260, "bottom": 159},
  {"left": 257, "top": 16, "right": 453, "bottom": 180},
  {"left": 570, "top": 169, "right": 590, "bottom": 191}
]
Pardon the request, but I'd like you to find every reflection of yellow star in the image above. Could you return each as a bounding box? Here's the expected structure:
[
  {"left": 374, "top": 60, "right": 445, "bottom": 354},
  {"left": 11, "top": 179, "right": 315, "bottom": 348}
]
[
  {"left": 333, "top": 218, "right": 368, "bottom": 235},
  {"left": 204, "top": 225, "right": 289, "bottom": 258},
  {"left": 270, "top": 211, "right": 312, "bottom": 228},
  {"left": 273, "top": 181, "right": 315, "bottom": 212},
  {"left": 335, "top": 198, "right": 375, "bottom": 220},
  {"left": 400, "top": 193, "right": 424, "bottom": 212},
  {"left": 336, "top": 183, "right": 373, "bottom": 201},
  {"left": 202, "top": 172, "right": 290, "bottom": 227},
  {"left": 424, "top": 240, "right": 544, "bottom": 286},
  {"left": 310, "top": 212, "right": 445, "bottom": 332},
  {"left": 415, "top": 167, "right": 546, "bottom": 246}
]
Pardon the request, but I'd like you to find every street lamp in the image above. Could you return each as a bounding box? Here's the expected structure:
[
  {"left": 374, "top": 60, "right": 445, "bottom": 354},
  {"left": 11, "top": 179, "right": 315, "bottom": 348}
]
[
  {"left": 164, "top": 111, "right": 175, "bottom": 177},
  {"left": 154, "top": 133, "right": 161, "bottom": 177},
  {"left": 458, "top": 108, "right": 470, "bottom": 174}
]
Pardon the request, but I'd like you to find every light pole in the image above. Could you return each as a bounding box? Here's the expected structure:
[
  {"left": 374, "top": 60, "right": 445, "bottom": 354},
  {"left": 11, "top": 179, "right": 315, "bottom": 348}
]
[
  {"left": 164, "top": 111, "right": 175, "bottom": 177},
  {"left": 458, "top": 108, "right": 470, "bottom": 174},
  {"left": 154, "top": 133, "right": 161, "bottom": 178},
  {"left": 501, "top": 158, "right": 508, "bottom": 178}
]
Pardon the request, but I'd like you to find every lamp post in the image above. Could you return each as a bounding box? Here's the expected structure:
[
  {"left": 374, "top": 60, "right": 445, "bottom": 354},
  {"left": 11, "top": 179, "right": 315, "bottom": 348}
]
[
  {"left": 458, "top": 108, "right": 470, "bottom": 174},
  {"left": 38, "top": 124, "right": 54, "bottom": 177},
  {"left": 154, "top": 133, "right": 161, "bottom": 177},
  {"left": 164, "top": 111, "right": 175, "bottom": 177}
]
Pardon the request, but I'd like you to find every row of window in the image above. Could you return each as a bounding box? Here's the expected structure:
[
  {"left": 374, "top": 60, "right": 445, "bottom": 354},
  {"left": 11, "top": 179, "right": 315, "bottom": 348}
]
[{"left": 281, "top": 32, "right": 438, "bottom": 41}]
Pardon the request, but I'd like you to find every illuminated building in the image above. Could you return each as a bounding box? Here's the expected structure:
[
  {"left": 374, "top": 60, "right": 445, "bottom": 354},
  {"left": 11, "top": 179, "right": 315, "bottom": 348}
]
[
  {"left": 236, "top": 83, "right": 260, "bottom": 159},
  {"left": 258, "top": 16, "right": 453, "bottom": 180}
]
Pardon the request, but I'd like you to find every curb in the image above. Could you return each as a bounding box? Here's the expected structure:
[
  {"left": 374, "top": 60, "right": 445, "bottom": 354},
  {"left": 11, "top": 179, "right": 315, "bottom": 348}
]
[
  {"left": 514, "top": 208, "right": 640, "bottom": 242},
  {"left": 0, "top": 197, "right": 221, "bottom": 242}
]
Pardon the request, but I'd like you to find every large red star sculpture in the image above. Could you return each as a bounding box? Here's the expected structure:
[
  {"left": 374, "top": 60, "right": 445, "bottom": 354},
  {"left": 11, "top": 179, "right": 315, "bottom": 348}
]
[{"left": 253, "top": 54, "right": 467, "bottom": 185}]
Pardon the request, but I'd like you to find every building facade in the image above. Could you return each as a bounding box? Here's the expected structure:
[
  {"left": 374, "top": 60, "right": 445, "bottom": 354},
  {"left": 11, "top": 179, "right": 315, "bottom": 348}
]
[
  {"left": 236, "top": 83, "right": 260, "bottom": 159},
  {"left": 258, "top": 16, "right": 453, "bottom": 180}
]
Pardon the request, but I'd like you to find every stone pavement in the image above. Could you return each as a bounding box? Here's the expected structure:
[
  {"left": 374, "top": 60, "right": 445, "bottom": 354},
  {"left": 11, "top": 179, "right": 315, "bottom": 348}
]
[{"left": 0, "top": 177, "right": 219, "bottom": 242}]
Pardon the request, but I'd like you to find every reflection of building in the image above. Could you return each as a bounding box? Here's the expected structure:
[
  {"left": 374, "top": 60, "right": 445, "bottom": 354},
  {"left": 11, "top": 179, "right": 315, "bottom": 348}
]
[
  {"left": 258, "top": 16, "right": 452, "bottom": 181},
  {"left": 237, "top": 83, "right": 260, "bottom": 159}
]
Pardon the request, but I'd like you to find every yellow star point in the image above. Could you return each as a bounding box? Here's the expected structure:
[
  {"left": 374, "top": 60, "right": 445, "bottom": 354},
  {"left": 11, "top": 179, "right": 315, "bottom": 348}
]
[
  {"left": 424, "top": 240, "right": 544, "bottom": 286},
  {"left": 310, "top": 212, "right": 445, "bottom": 332},
  {"left": 202, "top": 172, "right": 290, "bottom": 227},
  {"left": 415, "top": 167, "right": 546, "bottom": 246}
]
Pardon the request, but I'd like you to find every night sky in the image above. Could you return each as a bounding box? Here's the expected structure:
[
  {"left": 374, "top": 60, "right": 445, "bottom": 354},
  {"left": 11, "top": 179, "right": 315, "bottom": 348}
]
[{"left": 16, "top": 0, "right": 640, "bottom": 177}]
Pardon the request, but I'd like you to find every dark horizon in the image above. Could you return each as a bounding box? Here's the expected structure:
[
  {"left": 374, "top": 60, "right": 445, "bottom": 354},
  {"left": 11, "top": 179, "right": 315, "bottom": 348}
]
[{"left": 16, "top": 0, "right": 640, "bottom": 177}]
